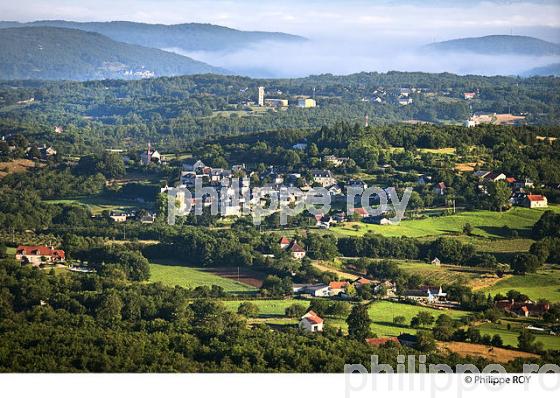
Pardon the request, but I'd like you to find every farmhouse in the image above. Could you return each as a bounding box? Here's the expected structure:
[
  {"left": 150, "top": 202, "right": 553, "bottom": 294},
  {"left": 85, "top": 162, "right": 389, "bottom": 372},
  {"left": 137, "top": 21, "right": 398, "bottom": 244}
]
[
  {"left": 286, "top": 240, "right": 306, "bottom": 259},
  {"left": 310, "top": 169, "right": 336, "bottom": 187},
  {"left": 523, "top": 194, "right": 548, "bottom": 208},
  {"left": 307, "top": 284, "right": 330, "bottom": 297},
  {"left": 279, "top": 236, "right": 291, "bottom": 249},
  {"left": 39, "top": 145, "right": 57, "bottom": 159},
  {"left": 403, "top": 286, "right": 447, "bottom": 303},
  {"left": 329, "top": 281, "right": 350, "bottom": 295},
  {"left": 495, "top": 300, "right": 550, "bottom": 317},
  {"left": 109, "top": 212, "right": 127, "bottom": 223},
  {"left": 363, "top": 215, "right": 392, "bottom": 225},
  {"left": 324, "top": 155, "right": 349, "bottom": 167},
  {"left": 140, "top": 144, "right": 161, "bottom": 165},
  {"left": 350, "top": 207, "right": 369, "bottom": 218},
  {"left": 16, "top": 245, "right": 65, "bottom": 266},
  {"left": 483, "top": 171, "right": 507, "bottom": 183},
  {"left": 353, "top": 277, "right": 373, "bottom": 288},
  {"left": 299, "top": 310, "right": 324, "bottom": 332}
]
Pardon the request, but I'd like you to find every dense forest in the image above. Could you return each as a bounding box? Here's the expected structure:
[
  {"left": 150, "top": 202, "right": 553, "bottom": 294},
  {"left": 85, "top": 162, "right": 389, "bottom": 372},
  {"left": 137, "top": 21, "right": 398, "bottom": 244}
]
[
  {"left": 1, "top": 258, "right": 556, "bottom": 372},
  {"left": 0, "top": 72, "right": 558, "bottom": 154}
]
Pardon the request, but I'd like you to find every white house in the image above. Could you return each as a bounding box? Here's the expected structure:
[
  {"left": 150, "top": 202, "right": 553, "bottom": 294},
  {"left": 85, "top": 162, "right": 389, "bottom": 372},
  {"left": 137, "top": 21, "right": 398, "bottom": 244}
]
[
  {"left": 524, "top": 194, "right": 548, "bottom": 208},
  {"left": 287, "top": 240, "right": 306, "bottom": 259},
  {"left": 303, "top": 284, "right": 330, "bottom": 297},
  {"left": 278, "top": 236, "right": 291, "bottom": 250},
  {"left": 299, "top": 310, "right": 324, "bottom": 332}
]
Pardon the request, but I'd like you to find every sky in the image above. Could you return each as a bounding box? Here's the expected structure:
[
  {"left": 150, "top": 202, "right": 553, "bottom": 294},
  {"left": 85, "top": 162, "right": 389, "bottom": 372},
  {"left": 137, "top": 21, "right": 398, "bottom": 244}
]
[
  {"left": 2, "top": 0, "right": 559, "bottom": 41},
  {"left": 1, "top": 0, "right": 559, "bottom": 76}
]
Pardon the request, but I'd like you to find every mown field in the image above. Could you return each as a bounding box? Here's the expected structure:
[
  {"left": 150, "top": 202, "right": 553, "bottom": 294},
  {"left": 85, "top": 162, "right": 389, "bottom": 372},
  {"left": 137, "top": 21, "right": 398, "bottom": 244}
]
[
  {"left": 44, "top": 197, "right": 141, "bottom": 215},
  {"left": 475, "top": 320, "right": 560, "bottom": 351},
  {"left": 479, "top": 268, "right": 560, "bottom": 303},
  {"left": 330, "top": 206, "right": 559, "bottom": 239},
  {"left": 365, "top": 301, "right": 471, "bottom": 337},
  {"left": 149, "top": 263, "right": 257, "bottom": 294},
  {"left": 223, "top": 299, "right": 471, "bottom": 336},
  {"left": 222, "top": 299, "right": 310, "bottom": 317},
  {"left": 395, "top": 260, "right": 499, "bottom": 290}
]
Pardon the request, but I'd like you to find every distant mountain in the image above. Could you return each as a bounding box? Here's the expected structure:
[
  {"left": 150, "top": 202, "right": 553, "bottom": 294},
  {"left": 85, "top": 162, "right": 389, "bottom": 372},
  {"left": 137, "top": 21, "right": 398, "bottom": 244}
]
[
  {"left": 0, "top": 20, "right": 306, "bottom": 52},
  {"left": 426, "top": 35, "right": 560, "bottom": 56},
  {"left": 522, "top": 63, "right": 560, "bottom": 77},
  {"left": 0, "top": 27, "right": 226, "bottom": 80}
]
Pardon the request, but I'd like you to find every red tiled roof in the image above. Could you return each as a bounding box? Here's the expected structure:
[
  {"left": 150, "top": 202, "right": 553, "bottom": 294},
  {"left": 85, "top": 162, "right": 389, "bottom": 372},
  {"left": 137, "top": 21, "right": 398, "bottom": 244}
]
[
  {"left": 366, "top": 337, "right": 400, "bottom": 346},
  {"left": 352, "top": 208, "right": 368, "bottom": 216},
  {"left": 354, "top": 277, "right": 372, "bottom": 285},
  {"left": 520, "top": 306, "right": 529, "bottom": 314},
  {"left": 329, "top": 281, "right": 349, "bottom": 289},
  {"left": 16, "top": 245, "right": 65, "bottom": 258},
  {"left": 527, "top": 195, "right": 545, "bottom": 202},
  {"left": 279, "top": 236, "right": 290, "bottom": 245},
  {"left": 506, "top": 177, "right": 516, "bottom": 183},
  {"left": 288, "top": 240, "right": 305, "bottom": 253},
  {"left": 302, "top": 310, "right": 323, "bottom": 325}
]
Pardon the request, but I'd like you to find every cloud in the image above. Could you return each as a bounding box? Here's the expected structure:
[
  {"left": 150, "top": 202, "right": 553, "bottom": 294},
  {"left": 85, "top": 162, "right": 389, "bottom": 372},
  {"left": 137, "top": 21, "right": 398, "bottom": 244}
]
[
  {"left": 168, "top": 39, "right": 560, "bottom": 78},
  {"left": 2, "top": 0, "right": 559, "bottom": 77}
]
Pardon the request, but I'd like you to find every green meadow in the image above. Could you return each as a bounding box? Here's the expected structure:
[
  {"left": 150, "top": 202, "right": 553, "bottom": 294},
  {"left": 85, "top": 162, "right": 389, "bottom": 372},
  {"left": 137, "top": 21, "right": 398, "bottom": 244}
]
[
  {"left": 475, "top": 320, "right": 560, "bottom": 351},
  {"left": 149, "top": 263, "right": 257, "bottom": 294},
  {"left": 222, "top": 299, "right": 310, "bottom": 316},
  {"left": 330, "top": 206, "right": 559, "bottom": 238},
  {"left": 480, "top": 269, "right": 560, "bottom": 303}
]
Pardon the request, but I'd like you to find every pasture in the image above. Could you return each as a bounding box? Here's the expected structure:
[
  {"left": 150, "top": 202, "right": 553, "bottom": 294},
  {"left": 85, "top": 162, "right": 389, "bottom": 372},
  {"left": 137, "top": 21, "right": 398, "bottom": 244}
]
[
  {"left": 223, "top": 299, "right": 310, "bottom": 317},
  {"left": 365, "top": 301, "right": 471, "bottom": 337},
  {"left": 479, "top": 268, "right": 560, "bottom": 303},
  {"left": 437, "top": 341, "right": 540, "bottom": 363},
  {"left": 149, "top": 263, "right": 257, "bottom": 294},
  {"left": 330, "top": 206, "right": 559, "bottom": 238},
  {"left": 44, "top": 197, "right": 141, "bottom": 215},
  {"left": 395, "top": 260, "right": 498, "bottom": 289},
  {"left": 475, "top": 320, "right": 560, "bottom": 351}
]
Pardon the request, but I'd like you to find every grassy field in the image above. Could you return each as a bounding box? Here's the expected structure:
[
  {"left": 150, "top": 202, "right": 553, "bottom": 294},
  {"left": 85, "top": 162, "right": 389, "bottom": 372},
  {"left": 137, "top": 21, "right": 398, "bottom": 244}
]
[
  {"left": 437, "top": 341, "right": 539, "bottom": 363},
  {"left": 6, "top": 246, "right": 16, "bottom": 255},
  {"left": 0, "top": 158, "right": 41, "bottom": 179},
  {"left": 479, "top": 268, "right": 560, "bottom": 303},
  {"left": 395, "top": 260, "right": 499, "bottom": 290},
  {"left": 330, "top": 206, "right": 559, "bottom": 238},
  {"left": 223, "top": 299, "right": 472, "bottom": 336},
  {"left": 475, "top": 320, "right": 560, "bottom": 351},
  {"left": 149, "top": 263, "right": 257, "bottom": 294},
  {"left": 220, "top": 298, "right": 560, "bottom": 351},
  {"left": 365, "top": 301, "right": 471, "bottom": 337},
  {"left": 222, "top": 299, "right": 310, "bottom": 317},
  {"left": 453, "top": 236, "right": 535, "bottom": 254},
  {"left": 44, "top": 195, "right": 155, "bottom": 215}
]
